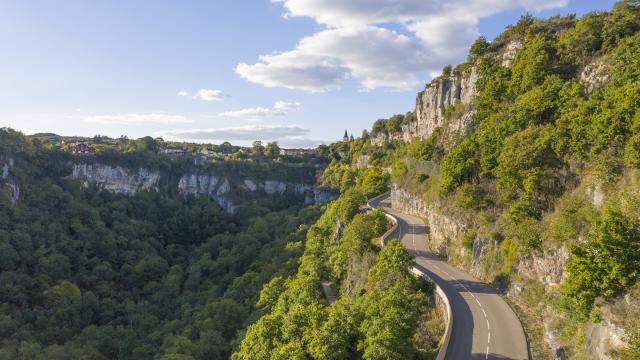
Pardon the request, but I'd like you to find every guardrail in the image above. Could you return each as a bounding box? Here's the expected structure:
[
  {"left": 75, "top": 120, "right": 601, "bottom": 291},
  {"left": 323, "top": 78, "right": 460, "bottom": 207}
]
[{"left": 366, "top": 192, "right": 453, "bottom": 360}]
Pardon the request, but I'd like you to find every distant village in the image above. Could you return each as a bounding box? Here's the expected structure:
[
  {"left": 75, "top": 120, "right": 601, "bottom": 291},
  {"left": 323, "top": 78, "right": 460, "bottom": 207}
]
[{"left": 28, "top": 130, "right": 359, "bottom": 163}]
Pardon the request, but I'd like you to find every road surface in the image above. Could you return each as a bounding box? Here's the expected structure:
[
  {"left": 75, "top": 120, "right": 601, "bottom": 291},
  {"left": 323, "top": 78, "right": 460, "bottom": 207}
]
[{"left": 369, "top": 194, "right": 529, "bottom": 360}]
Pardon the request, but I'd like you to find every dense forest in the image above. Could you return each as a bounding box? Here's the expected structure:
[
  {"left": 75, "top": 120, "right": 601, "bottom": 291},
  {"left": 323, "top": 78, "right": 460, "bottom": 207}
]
[{"left": 0, "top": 129, "right": 323, "bottom": 359}]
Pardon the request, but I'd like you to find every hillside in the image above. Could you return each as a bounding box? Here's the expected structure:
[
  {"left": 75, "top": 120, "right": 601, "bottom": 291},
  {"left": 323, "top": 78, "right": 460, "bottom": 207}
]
[
  {"left": 232, "top": 1, "right": 640, "bottom": 359},
  {"left": 353, "top": 2, "right": 640, "bottom": 359},
  {"left": 0, "top": 129, "right": 330, "bottom": 359}
]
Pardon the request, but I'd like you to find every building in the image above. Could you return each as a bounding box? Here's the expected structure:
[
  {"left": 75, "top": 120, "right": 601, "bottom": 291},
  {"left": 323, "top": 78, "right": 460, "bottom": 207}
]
[
  {"left": 343, "top": 130, "right": 349, "bottom": 142},
  {"left": 279, "top": 148, "right": 311, "bottom": 157},
  {"left": 162, "top": 148, "right": 188, "bottom": 156},
  {"left": 200, "top": 148, "right": 222, "bottom": 156},
  {"left": 71, "top": 142, "right": 93, "bottom": 155}
]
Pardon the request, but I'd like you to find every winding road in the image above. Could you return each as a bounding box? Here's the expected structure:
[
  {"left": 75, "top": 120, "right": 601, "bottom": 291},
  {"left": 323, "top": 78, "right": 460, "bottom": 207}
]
[{"left": 369, "top": 194, "right": 529, "bottom": 360}]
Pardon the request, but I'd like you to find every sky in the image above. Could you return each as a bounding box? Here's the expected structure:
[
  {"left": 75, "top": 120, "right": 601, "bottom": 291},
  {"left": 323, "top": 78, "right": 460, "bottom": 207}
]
[{"left": 0, "top": 0, "right": 617, "bottom": 148}]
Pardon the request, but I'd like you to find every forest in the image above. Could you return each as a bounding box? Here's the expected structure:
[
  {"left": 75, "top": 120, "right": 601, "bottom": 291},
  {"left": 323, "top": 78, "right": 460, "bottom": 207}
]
[{"left": 0, "top": 129, "right": 323, "bottom": 359}]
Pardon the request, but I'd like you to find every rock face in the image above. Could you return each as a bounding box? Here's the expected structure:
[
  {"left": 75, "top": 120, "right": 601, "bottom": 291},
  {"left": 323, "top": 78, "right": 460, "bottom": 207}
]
[
  {"left": 71, "top": 163, "right": 160, "bottom": 195},
  {"left": 501, "top": 40, "right": 523, "bottom": 67},
  {"left": 176, "top": 175, "right": 336, "bottom": 213},
  {"left": 371, "top": 67, "right": 478, "bottom": 146},
  {"left": 580, "top": 56, "right": 611, "bottom": 94},
  {"left": 390, "top": 183, "right": 633, "bottom": 357},
  {"left": 70, "top": 163, "right": 338, "bottom": 213},
  {"left": 1, "top": 157, "right": 19, "bottom": 205},
  {"left": 390, "top": 185, "right": 467, "bottom": 257}
]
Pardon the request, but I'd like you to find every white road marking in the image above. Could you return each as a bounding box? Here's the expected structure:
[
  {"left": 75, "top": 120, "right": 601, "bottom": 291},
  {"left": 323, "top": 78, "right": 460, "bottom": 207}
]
[
  {"left": 488, "top": 332, "right": 491, "bottom": 344},
  {"left": 486, "top": 346, "right": 490, "bottom": 359},
  {"left": 482, "top": 309, "right": 487, "bottom": 317},
  {"left": 486, "top": 319, "right": 491, "bottom": 330}
]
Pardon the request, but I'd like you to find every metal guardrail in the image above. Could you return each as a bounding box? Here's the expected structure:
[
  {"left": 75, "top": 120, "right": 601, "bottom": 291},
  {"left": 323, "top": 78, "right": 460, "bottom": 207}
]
[{"left": 366, "top": 192, "right": 453, "bottom": 360}]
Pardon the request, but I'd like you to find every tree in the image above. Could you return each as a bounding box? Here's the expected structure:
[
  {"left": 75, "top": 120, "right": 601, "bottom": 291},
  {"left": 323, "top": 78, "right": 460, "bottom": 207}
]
[
  {"left": 468, "top": 36, "right": 490, "bottom": 61},
  {"left": 358, "top": 167, "right": 389, "bottom": 198},
  {"left": 252, "top": 141, "right": 265, "bottom": 157},
  {"left": 264, "top": 142, "right": 280, "bottom": 158},
  {"left": 562, "top": 206, "right": 640, "bottom": 317}
]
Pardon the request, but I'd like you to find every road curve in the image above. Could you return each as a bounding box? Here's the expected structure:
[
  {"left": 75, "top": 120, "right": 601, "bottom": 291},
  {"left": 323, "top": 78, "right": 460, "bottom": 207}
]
[{"left": 369, "top": 194, "right": 529, "bottom": 360}]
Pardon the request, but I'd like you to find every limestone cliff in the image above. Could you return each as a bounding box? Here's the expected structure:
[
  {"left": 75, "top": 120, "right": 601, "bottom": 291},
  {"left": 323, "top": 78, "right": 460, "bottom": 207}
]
[
  {"left": 70, "top": 163, "right": 337, "bottom": 213},
  {"left": 371, "top": 66, "right": 478, "bottom": 146},
  {"left": 0, "top": 157, "right": 19, "bottom": 205},
  {"left": 71, "top": 163, "right": 160, "bottom": 195}
]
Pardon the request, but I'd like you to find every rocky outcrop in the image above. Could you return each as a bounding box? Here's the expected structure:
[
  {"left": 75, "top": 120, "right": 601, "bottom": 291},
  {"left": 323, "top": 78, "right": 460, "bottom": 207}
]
[
  {"left": 176, "top": 174, "right": 336, "bottom": 213},
  {"left": 501, "top": 40, "right": 523, "bottom": 67},
  {"left": 390, "top": 185, "right": 468, "bottom": 257},
  {"left": 71, "top": 162, "right": 337, "bottom": 213},
  {"left": 71, "top": 164, "right": 161, "bottom": 195},
  {"left": 1, "top": 157, "right": 19, "bottom": 205},
  {"left": 371, "top": 67, "right": 478, "bottom": 146},
  {"left": 580, "top": 56, "right": 611, "bottom": 94},
  {"left": 414, "top": 67, "right": 478, "bottom": 140}
]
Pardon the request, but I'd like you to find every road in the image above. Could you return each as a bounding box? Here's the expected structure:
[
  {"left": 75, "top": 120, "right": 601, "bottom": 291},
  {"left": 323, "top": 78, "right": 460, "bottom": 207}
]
[{"left": 369, "top": 194, "right": 529, "bottom": 360}]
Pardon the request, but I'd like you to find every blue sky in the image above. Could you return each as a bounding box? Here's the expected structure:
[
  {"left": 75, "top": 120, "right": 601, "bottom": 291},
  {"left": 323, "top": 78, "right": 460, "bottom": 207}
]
[{"left": 0, "top": 0, "right": 616, "bottom": 147}]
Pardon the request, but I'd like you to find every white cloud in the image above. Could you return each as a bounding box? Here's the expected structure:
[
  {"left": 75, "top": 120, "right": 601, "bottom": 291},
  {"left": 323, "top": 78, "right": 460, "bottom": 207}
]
[
  {"left": 83, "top": 113, "right": 192, "bottom": 125},
  {"left": 155, "top": 124, "right": 326, "bottom": 147},
  {"left": 237, "top": 0, "right": 568, "bottom": 91},
  {"left": 273, "top": 100, "right": 303, "bottom": 111},
  {"left": 193, "top": 89, "right": 225, "bottom": 101},
  {"left": 177, "top": 91, "right": 189, "bottom": 96},
  {"left": 219, "top": 101, "right": 303, "bottom": 118}
]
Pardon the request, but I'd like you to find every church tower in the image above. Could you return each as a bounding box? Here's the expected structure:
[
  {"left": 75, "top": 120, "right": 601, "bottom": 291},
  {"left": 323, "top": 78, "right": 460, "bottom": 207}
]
[{"left": 343, "top": 130, "right": 349, "bottom": 142}]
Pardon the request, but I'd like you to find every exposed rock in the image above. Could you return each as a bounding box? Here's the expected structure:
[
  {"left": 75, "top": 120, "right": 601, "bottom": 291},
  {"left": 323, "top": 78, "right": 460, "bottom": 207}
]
[
  {"left": 355, "top": 154, "right": 369, "bottom": 169},
  {"left": 73, "top": 163, "right": 335, "bottom": 213},
  {"left": 6, "top": 182, "right": 19, "bottom": 205},
  {"left": 518, "top": 246, "right": 569, "bottom": 286},
  {"left": 242, "top": 179, "right": 257, "bottom": 191},
  {"left": 371, "top": 67, "right": 478, "bottom": 146},
  {"left": 312, "top": 187, "right": 338, "bottom": 205},
  {"left": 70, "top": 163, "right": 161, "bottom": 195},
  {"left": 178, "top": 174, "right": 219, "bottom": 195},
  {"left": 587, "top": 183, "right": 605, "bottom": 208},
  {"left": 264, "top": 180, "right": 287, "bottom": 195},
  {"left": 584, "top": 321, "right": 627, "bottom": 360},
  {"left": 580, "top": 56, "right": 611, "bottom": 94},
  {"left": 1, "top": 157, "right": 13, "bottom": 179},
  {"left": 390, "top": 185, "right": 467, "bottom": 256},
  {"left": 501, "top": 40, "right": 523, "bottom": 67}
]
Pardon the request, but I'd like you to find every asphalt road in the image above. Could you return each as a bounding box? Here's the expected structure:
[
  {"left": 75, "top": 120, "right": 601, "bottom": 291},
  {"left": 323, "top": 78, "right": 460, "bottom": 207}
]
[{"left": 369, "top": 194, "right": 529, "bottom": 360}]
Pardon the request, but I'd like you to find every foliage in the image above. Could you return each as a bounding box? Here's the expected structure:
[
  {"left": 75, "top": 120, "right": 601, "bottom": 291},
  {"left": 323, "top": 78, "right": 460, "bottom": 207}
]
[
  {"left": 0, "top": 130, "right": 323, "bottom": 359},
  {"left": 562, "top": 206, "right": 640, "bottom": 317}
]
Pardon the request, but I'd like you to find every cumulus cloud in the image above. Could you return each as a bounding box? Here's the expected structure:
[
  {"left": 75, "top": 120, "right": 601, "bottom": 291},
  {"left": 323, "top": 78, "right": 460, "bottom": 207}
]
[
  {"left": 83, "top": 113, "right": 192, "bottom": 125},
  {"left": 237, "top": 0, "right": 568, "bottom": 91},
  {"left": 155, "top": 124, "right": 327, "bottom": 147},
  {"left": 218, "top": 101, "right": 303, "bottom": 118},
  {"left": 193, "top": 89, "right": 226, "bottom": 101},
  {"left": 177, "top": 91, "right": 189, "bottom": 97}
]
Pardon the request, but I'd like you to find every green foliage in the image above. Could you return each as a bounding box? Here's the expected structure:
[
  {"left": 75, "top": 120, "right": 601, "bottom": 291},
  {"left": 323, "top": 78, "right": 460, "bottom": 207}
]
[
  {"left": 234, "top": 192, "right": 434, "bottom": 359},
  {"left": 557, "top": 13, "right": 604, "bottom": 65},
  {"left": 357, "top": 167, "right": 389, "bottom": 198},
  {"left": 468, "top": 36, "right": 490, "bottom": 61},
  {"left": 439, "top": 137, "right": 479, "bottom": 192},
  {"left": 442, "top": 64, "right": 452, "bottom": 77},
  {"left": 562, "top": 206, "right": 640, "bottom": 317},
  {"left": 624, "top": 132, "right": 640, "bottom": 168},
  {"left": 0, "top": 131, "right": 323, "bottom": 359},
  {"left": 461, "top": 229, "right": 477, "bottom": 251},
  {"left": 509, "top": 32, "right": 556, "bottom": 95}
]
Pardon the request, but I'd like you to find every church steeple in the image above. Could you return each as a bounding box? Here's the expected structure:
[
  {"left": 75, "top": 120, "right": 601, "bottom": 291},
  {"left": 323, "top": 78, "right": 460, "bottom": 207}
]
[{"left": 343, "top": 130, "right": 349, "bottom": 142}]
